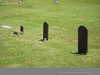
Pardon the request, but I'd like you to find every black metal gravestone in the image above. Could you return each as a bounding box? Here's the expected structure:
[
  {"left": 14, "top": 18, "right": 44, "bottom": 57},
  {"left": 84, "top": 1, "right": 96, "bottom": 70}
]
[
  {"left": 78, "top": 26, "right": 88, "bottom": 55},
  {"left": 20, "top": 25, "right": 24, "bottom": 34},
  {"left": 42, "top": 22, "right": 49, "bottom": 41}
]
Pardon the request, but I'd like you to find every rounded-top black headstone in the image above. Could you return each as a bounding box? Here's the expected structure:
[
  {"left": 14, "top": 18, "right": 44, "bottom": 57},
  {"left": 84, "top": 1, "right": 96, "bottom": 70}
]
[
  {"left": 78, "top": 25, "right": 88, "bottom": 55},
  {"left": 43, "top": 22, "right": 49, "bottom": 41}
]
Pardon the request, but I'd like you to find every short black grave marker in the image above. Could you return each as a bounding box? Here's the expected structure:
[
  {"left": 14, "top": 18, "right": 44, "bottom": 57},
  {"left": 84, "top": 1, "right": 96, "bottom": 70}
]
[
  {"left": 20, "top": 25, "right": 24, "bottom": 32},
  {"left": 20, "top": 25, "right": 24, "bottom": 34},
  {"left": 78, "top": 25, "right": 88, "bottom": 55},
  {"left": 41, "top": 22, "right": 49, "bottom": 41}
]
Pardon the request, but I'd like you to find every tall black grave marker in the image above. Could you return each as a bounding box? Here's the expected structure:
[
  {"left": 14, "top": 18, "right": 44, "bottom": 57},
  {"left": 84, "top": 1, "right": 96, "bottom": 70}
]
[
  {"left": 78, "top": 25, "right": 88, "bottom": 55},
  {"left": 42, "top": 22, "right": 49, "bottom": 41}
]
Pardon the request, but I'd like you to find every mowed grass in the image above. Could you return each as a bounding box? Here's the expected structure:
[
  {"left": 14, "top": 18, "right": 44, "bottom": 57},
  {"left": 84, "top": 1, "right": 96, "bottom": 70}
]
[{"left": 0, "top": 0, "right": 100, "bottom": 68}]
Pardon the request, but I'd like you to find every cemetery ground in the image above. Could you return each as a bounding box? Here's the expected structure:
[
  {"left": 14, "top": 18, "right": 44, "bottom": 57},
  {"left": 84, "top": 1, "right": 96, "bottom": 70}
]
[{"left": 0, "top": 0, "right": 100, "bottom": 68}]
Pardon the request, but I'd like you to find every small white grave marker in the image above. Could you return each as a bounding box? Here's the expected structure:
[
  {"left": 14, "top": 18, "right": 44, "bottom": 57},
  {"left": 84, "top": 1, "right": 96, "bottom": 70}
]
[
  {"left": 54, "top": 0, "right": 59, "bottom": 4},
  {"left": 1, "top": 25, "right": 12, "bottom": 29}
]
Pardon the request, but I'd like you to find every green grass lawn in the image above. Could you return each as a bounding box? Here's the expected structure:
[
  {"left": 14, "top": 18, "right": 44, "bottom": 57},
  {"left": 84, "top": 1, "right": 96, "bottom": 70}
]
[{"left": 0, "top": 0, "right": 100, "bottom": 68}]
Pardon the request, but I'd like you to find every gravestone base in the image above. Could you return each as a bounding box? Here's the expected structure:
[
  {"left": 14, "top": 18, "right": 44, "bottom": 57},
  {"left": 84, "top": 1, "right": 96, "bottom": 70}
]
[{"left": 71, "top": 51, "right": 87, "bottom": 55}]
